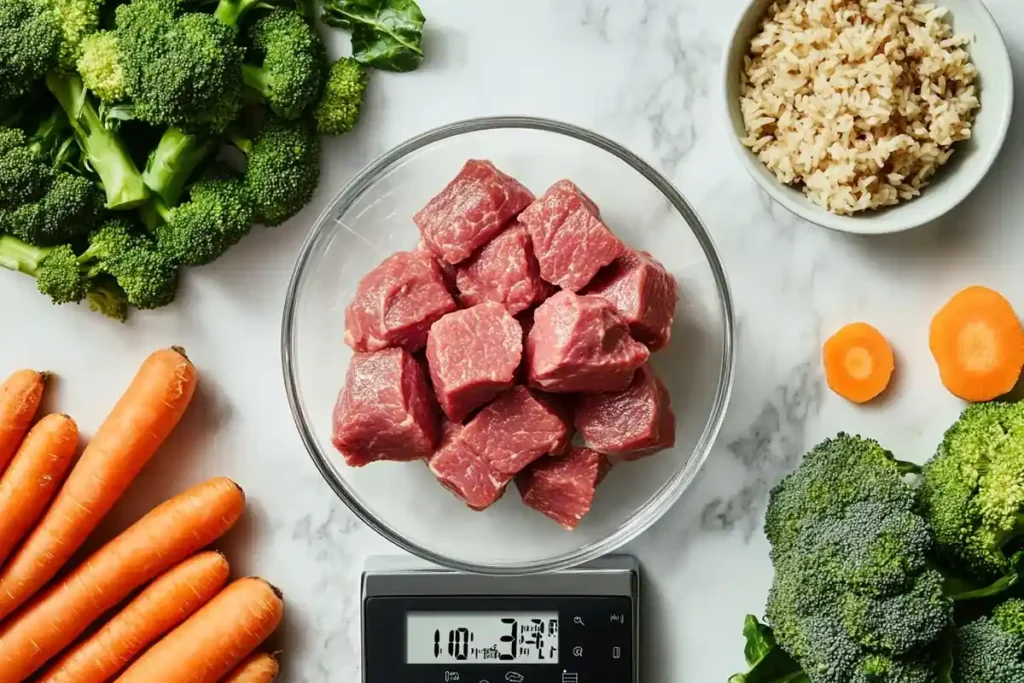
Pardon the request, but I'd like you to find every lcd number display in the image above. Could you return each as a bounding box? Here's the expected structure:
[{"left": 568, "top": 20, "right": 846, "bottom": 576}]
[{"left": 406, "top": 613, "right": 559, "bottom": 664}]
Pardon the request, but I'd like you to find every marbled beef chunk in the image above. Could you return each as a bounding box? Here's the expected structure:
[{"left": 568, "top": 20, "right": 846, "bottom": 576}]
[
  {"left": 574, "top": 364, "right": 675, "bottom": 458},
  {"left": 583, "top": 249, "right": 678, "bottom": 350},
  {"left": 428, "top": 420, "right": 511, "bottom": 510},
  {"left": 517, "top": 447, "right": 610, "bottom": 530},
  {"left": 332, "top": 348, "right": 439, "bottom": 466},
  {"left": 344, "top": 250, "right": 457, "bottom": 353},
  {"left": 414, "top": 160, "right": 534, "bottom": 264},
  {"left": 455, "top": 222, "right": 553, "bottom": 315}
]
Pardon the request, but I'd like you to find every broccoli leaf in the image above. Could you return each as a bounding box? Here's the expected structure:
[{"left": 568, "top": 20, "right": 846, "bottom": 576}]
[
  {"left": 321, "top": 0, "right": 424, "bottom": 72},
  {"left": 730, "top": 616, "right": 809, "bottom": 683}
]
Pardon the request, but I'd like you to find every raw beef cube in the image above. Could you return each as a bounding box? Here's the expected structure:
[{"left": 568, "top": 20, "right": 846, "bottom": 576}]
[
  {"left": 344, "top": 250, "right": 457, "bottom": 353},
  {"left": 332, "top": 348, "right": 440, "bottom": 466},
  {"left": 462, "top": 386, "right": 573, "bottom": 475},
  {"left": 426, "top": 303, "right": 522, "bottom": 421},
  {"left": 517, "top": 447, "right": 609, "bottom": 530},
  {"left": 526, "top": 290, "right": 649, "bottom": 393},
  {"left": 414, "top": 160, "right": 535, "bottom": 264},
  {"left": 575, "top": 364, "right": 675, "bottom": 458},
  {"left": 455, "top": 222, "right": 553, "bottom": 315},
  {"left": 583, "top": 249, "right": 678, "bottom": 350},
  {"left": 429, "top": 420, "right": 511, "bottom": 510},
  {"left": 518, "top": 180, "right": 625, "bottom": 291}
]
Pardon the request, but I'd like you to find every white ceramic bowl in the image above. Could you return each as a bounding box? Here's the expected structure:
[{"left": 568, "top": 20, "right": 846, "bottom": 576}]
[
  {"left": 722, "top": 0, "right": 1014, "bottom": 234},
  {"left": 282, "top": 117, "right": 735, "bottom": 575}
]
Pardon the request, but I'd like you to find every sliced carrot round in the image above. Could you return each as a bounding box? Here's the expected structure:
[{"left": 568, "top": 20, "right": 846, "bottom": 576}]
[
  {"left": 822, "top": 322, "right": 895, "bottom": 404},
  {"left": 929, "top": 286, "right": 1024, "bottom": 402}
]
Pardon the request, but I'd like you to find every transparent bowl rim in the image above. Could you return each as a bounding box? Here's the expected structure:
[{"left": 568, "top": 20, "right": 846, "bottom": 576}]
[{"left": 281, "top": 116, "right": 737, "bottom": 575}]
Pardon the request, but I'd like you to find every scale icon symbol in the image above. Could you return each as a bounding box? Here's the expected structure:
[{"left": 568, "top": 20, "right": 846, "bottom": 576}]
[{"left": 561, "top": 673, "right": 579, "bottom": 683}]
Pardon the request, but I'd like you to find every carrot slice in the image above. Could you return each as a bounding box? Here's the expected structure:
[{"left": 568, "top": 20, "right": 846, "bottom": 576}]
[
  {"left": 929, "top": 286, "right": 1024, "bottom": 402},
  {"left": 116, "top": 577, "right": 284, "bottom": 683},
  {"left": 0, "top": 370, "right": 46, "bottom": 473},
  {"left": 822, "top": 322, "right": 895, "bottom": 404},
  {"left": 0, "top": 347, "right": 197, "bottom": 621},
  {"left": 38, "top": 551, "right": 231, "bottom": 683},
  {"left": 0, "top": 477, "right": 244, "bottom": 682},
  {"left": 0, "top": 413, "right": 78, "bottom": 566},
  {"left": 222, "top": 652, "right": 280, "bottom": 683}
]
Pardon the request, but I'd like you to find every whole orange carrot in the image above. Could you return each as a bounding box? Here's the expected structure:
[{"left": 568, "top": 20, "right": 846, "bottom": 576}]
[
  {"left": 0, "top": 413, "right": 78, "bottom": 565},
  {"left": 0, "top": 347, "right": 197, "bottom": 621},
  {"left": 38, "top": 551, "right": 231, "bottom": 683},
  {"left": 222, "top": 652, "right": 280, "bottom": 683},
  {"left": 0, "top": 370, "right": 46, "bottom": 473},
  {"left": 0, "top": 477, "right": 244, "bottom": 682},
  {"left": 116, "top": 577, "right": 284, "bottom": 683}
]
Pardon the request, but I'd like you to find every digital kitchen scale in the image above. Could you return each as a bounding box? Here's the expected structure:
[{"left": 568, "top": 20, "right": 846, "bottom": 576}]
[{"left": 362, "top": 555, "right": 639, "bottom": 683}]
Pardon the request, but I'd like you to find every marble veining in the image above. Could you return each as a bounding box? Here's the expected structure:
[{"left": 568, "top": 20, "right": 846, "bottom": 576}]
[{"left": 0, "top": 1, "right": 1020, "bottom": 681}]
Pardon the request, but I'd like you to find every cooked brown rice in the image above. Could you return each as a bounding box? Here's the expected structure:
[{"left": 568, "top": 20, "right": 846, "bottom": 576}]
[{"left": 739, "top": 0, "right": 980, "bottom": 215}]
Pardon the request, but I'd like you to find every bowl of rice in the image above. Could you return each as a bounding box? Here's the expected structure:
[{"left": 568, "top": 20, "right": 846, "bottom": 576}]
[{"left": 722, "top": 0, "right": 1013, "bottom": 234}]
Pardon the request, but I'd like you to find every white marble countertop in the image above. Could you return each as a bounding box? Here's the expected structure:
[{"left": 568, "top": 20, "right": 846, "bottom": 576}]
[{"left": 2, "top": 0, "right": 1022, "bottom": 680}]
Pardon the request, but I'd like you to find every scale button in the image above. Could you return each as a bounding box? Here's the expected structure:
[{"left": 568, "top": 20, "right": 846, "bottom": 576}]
[
  {"left": 443, "top": 673, "right": 460, "bottom": 682},
  {"left": 572, "top": 616, "right": 585, "bottom": 626},
  {"left": 610, "top": 613, "right": 624, "bottom": 624},
  {"left": 612, "top": 645, "right": 622, "bottom": 660},
  {"left": 572, "top": 645, "right": 584, "bottom": 658},
  {"left": 561, "top": 673, "right": 579, "bottom": 683},
  {"left": 504, "top": 673, "right": 524, "bottom": 683}
]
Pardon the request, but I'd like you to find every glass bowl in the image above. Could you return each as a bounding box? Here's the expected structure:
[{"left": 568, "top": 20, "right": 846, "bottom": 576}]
[{"left": 282, "top": 117, "right": 735, "bottom": 575}]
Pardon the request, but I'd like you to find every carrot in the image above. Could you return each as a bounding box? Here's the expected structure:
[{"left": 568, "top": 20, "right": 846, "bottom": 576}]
[
  {"left": 929, "top": 286, "right": 1024, "bottom": 402},
  {"left": 38, "top": 551, "right": 231, "bottom": 683},
  {"left": 0, "top": 347, "right": 197, "bottom": 621},
  {"left": 115, "top": 577, "right": 284, "bottom": 683},
  {"left": 0, "top": 413, "right": 78, "bottom": 566},
  {"left": 0, "top": 477, "right": 244, "bottom": 682},
  {"left": 222, "top": 652, "right": 280, "bottom": 683},
  {"left": 0, "top": 370, "right": 46, "bottom": 473},
  {"left": 822, "top": 322, "right": 895, "bottom": 404}
]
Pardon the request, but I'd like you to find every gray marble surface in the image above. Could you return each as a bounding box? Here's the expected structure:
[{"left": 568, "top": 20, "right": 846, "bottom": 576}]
[{"left": 1, "top": 0, "right": 1021, "bottom": 680}]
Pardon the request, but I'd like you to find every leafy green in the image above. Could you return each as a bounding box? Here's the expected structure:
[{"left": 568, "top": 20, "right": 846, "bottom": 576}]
[
  {"left": 730, "top": 616, "right": 809, "bottom": 683},
  {"left": 321, "top": 0, "right": 424, "bottom": 72}
]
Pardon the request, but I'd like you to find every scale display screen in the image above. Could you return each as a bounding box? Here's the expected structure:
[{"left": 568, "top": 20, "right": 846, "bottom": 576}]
[{"left": 406, "top": 612, "right": 559, "bottom": 664}]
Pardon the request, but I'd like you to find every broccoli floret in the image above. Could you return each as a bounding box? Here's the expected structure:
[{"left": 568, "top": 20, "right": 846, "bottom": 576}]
[
  {"left": 142, "top": 127, "right": 220, "bottom": 205},
  {"left": 764, "top": 433, "right": 919, "bottom": 560},
  {"left": 80, "top": 219, "right": 179, "bottom": 309},
  {"left": 85, "top": 275, "right": 129, "bottom": 321},
  {"left": 232, "top": 115, "right": 319, "bottom": 226},
  {"left": 153, "top": 174, "right": 255, "bottom": 266},
  {"left": 0, "top": 0, "right": 60, "bottom": 101},
  {"left": 77, "top": 31, "right": 127, "bottom": 103},
  {"left": 953, "top": 598, "right": 1024, "bottom": 682},
  {"left": 242, "top": 9, "right": 326, "bottom": 120},
  {"left": 51, "top": 0, "right": 105, "bottom": 71},
  {"left": 0, "top": 234, "right": 87, "bottom": 305},
  {"left": 314, "top": 57, "right": 367, "bottom": 136},
  {"left": 0, "top": 125, "right": 105, "bottom": 246},
  {"left": 115, "top": 0, "right": 243, "bottom": 132},
  {"left": 45, "top": 72, "right": 149, "bottom": 209},
  {"left": 919, "top": 401, "right": 1024, "bottom": 583}
]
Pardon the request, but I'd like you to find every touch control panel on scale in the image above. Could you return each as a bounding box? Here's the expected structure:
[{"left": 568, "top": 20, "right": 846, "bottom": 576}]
[{"left": 362, "top": 556, "right": 639, "bottom": 683}]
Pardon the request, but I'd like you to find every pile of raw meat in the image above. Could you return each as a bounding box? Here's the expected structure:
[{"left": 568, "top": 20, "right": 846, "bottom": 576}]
[{"left": 332, "top": 160, "right": 679, "bottom": 530}]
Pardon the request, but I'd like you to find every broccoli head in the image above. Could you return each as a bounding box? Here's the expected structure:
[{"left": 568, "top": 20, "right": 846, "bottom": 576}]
[
  {"left": 314, "top": 57, "right": 367, "bottom": 136},
  {"left": 242, "top": 9, "right": 326, "bottom": 120},
  {"left": 953, "top": 598, "right": 1024, "bottom": 682},
  {"left": 0, "top": 0, "right": 60, "bottom": 101},
  {"left": 765, "top": 500, "right": 952, "bottom": 683},
  {"left": 764, "top": 433, "right": 919, "bottom": 560},
  {"left": 116, "top": 0, "right": 243, "bottom": 132},
  {"left": 0, "top": 126, "right": 105, "bottom": 246},
  {"left": 51, "top": 0, "right": 105, "bottom": 71},
  {"left": 234, "top": 115, "right": 320, "bottom": 226},
  {"left": 80, "top": 219, "right": 179, "bottom": 309},
  {"left": 77, "top": 31, "right": 127, "bottom": 103},
  {"left": 154, "top": 174, "right": 255, "bottom": 266},
  {"left": 918, "top": 401, "right": 1024, "bottom": 582},
  {"left": 0, "top": 235, "right": 88, "bottom": 305}
]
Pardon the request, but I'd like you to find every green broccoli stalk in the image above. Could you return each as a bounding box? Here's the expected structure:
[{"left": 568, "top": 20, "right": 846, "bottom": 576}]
[
  {"left": 213, "top": 0, "right": 312, "bottom": 30},
  {"left": 953, "top": 598, "right": 1024, "bottom": 681},
  {"left": 241, "top": 9, "right": 327, "bottom": 120},
  {"left": 0, "top": 0, "right": 61, "bottom": 101},
  {"left": 230, "top": 115, "right": 320, "bottom": 226},
  {"left": 0, "top": 234, "right": 89, "bottom": 305},
  {"left": 314, "top": 57, "right": 367, "bottom": 136},
  {"left": 919, "top": 402, "right": 1024, "bottom": 583},
  {"left": 142, "top": 127, "right": 220, "bottom": 206},
  {"left": 44, "top": 72, "right": 149, "bottom": 210},
  {"left": 150, "top": 172, "right": 255, "bottom": 266}
]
